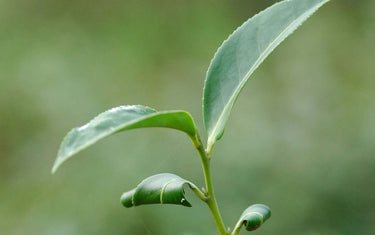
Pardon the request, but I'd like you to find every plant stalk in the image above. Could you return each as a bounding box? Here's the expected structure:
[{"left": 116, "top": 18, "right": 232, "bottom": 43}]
[{"left": 191, "top": 134, "right": 228, "bottom": 235}]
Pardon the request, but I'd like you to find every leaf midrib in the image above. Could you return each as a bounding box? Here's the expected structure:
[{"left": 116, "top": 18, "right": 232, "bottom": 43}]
[
  {"left": 242, "top": 211, "right": 264, "bottom": 224},
  {"left": 160, "top": 178, "right": 178, "bottom": 204}
]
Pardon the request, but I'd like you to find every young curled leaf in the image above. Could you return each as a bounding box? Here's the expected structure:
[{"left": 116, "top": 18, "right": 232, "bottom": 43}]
[
  {"left": 52, "top": 105, "right": 197, "bottom": 173},
  {"left": 232, "top": 204, "right": 271, "bottom": 234},
  {"left": 121, "top": 173, "right": 206, "bottom": 208}
]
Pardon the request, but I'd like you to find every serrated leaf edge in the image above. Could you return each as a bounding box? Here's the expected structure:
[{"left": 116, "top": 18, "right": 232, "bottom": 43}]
[{"left": 204, "top": 0, "right": 330, "bottom": 151}]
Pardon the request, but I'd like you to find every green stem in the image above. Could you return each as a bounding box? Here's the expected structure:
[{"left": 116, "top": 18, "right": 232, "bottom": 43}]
[{"left": 191, "top": 134, "right": 228, "bottom": 235}]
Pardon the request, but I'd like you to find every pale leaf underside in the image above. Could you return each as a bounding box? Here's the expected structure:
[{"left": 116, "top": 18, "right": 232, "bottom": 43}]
[{"left": 203, "top": 0, "right": 330, "bottom": 149}]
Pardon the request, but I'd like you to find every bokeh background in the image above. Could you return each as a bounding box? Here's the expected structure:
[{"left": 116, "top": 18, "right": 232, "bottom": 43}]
[{"left": 1, "top": 0, "right": 375, "bottom": 234}]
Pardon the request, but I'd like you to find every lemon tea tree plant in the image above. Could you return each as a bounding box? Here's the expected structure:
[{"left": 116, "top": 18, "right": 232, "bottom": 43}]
[{"left": 52, "top": 0, "right": 331, "bottom": 234}]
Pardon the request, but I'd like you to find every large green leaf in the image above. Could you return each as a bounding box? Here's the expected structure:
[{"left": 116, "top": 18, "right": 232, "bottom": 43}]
[
  {"left": 203, "top": 0, "right": 330, "bottom": 150},
  {"left": 233, "top": 204, "right": 271, "bottom": 233},
  {"left": 52, "top": 105, "right": 197, "bottom": 173},
  {"left": 121, "top": 173, "right": 201, "bottom": 207}
]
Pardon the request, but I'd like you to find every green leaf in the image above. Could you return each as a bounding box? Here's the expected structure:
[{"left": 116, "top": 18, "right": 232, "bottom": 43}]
[
  {"left": 234, "top": 204, "right": 271, "bottom": 233},
  {"left": 52, "top": 105, "right": 197, "bottom": 173},
  {"left": 203, "top": 0, "right": 330, "bottom": 150},
  {"left": 121, "top": 173, "right": 201, "bottom": 208}
]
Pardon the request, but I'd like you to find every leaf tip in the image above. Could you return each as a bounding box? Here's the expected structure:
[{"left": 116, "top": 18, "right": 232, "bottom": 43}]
[
  {"left": 51, "top": 155, "right": 67, "bottom": 174},
  {"left": 51, "top": 160, "right": 60, "bottom": 174},
  {"left": 121, "top": 189, "right": 136, "bottom": 208}
]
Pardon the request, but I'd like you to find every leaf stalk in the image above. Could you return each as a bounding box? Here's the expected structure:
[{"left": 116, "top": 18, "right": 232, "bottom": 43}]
[{"left": 231, "top": 218, "right": 244, "bottom": 235}]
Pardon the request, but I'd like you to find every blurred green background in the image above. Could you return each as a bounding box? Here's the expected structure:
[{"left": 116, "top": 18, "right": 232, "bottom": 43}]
[{"left": 1, "top": 0, "right": 375, "bottom": 234}]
